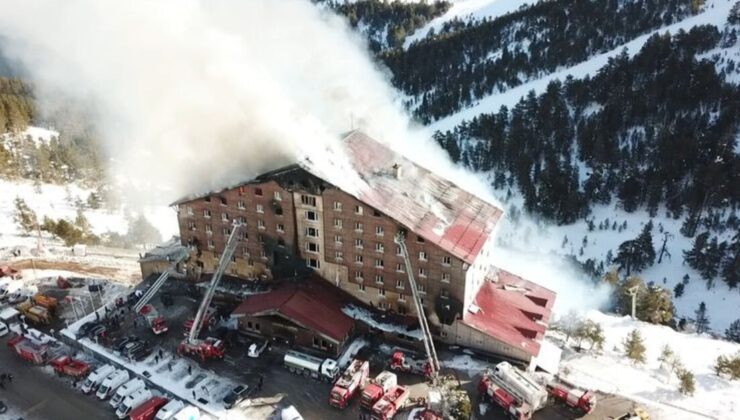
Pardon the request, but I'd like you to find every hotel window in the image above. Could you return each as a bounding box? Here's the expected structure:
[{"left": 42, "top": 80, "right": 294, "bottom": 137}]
[
  {"left": 333, "top": 201, "right": 342, "bottom": 211},
  {"left": 375, "top": 226, "right": 384, "bottom": 236},
  {"left": 274, "top": 191, "right": 281, "bottom": 201},
  {"left": 237, "top": 201, "right": 245, "bottom": 210},
  {"left": 205, "top": 224, "right": 213, "bottom": 234},
  {"left": 242, "top": 246, "right": 249, "bottom": 256},
  {"left": 188, "top": 221, "right": 196, "bottom": 231},
  {"left": 354, "top": 205, "right": 363, "bottom": 215},
  {"left": 248, "top": 259, "right": 254, "bottom": 266},
  {"left": 375, "top": 274, "right": 384, "bottom": 284},
  {"left": 306, "top": 227, "right": 319, "bottom": 237},
  {"left": 307, "top": 258, "right": 320, "bottom": 269},
  {"left": 335, "top": 251, "right": 343, "bottom": 261},
  {"left": 334, "top": 235, "right": 343, "bottom": 244},
  {"left": 186, "top": 206, "right": 194, "bottom": 216},
  {"left": 442, "top": 273, "right": 450, "bottom": 283},
  {"left": 255, "top": 187, "right": 263, "bottom": 196},
  {"left": 257, "top": 220, "right": 265, "bottom": 230},
  {"left": 419, "top": 268, "right": 427, "bottom": 278},
  {"left": 240, "top": 231, "right": 248, "bottom": 241},
  {"left": 220, "top": 197, "right": 227, "bottom": 206},
  {"left": 355, "top": 255, "right": 364, "bottom": 264},
  {"left": 375, "top": 243, "right": 384, "bottom": 253},
  {"left": 440, "top": 289, "right": 449, "bottom": 298},
  {"left": 256, "top": 204, "right": 264, "bottom": 214},
  {"left": 301, "top": 195, "right": 317, "bottom": 206},
  {"left": 355, "top": 238, "right": 363, "bottom": 248},
  {"left": 354, "top": 221, "right": 363, "bottom": 231},
  {"left": 275, "top": 206, "right": 283, "bottom": 216},
  {"left": 238, "top": 186, "right": 245, "bottom": 196},
  {"left": 276, "top": 224, "right": 285, "bottom": 233},
  {"left": 378, "top": 288, "right": 386, "bottom": 296},
  {"left": 374, "top": 259, "right": 384, "bottom": 268},
  {"left": 355, "top": 271, "right": 363, "bottom": 280},
  {"left": 203, "top": 209, "right": 211, "bottom": 218},
  {"left": 306, "top": 210, "right": 318, "bottom": 221},
  {"left": 418, "top": 283, "right": 426, "bottom": 294},
  {"left": 237, "top": 216, "right": 247, "bottom": 224},
  {"left": 396, "top": 246, "right": 402, "bottom": 256},
  {"left": 260, "top": 249, "right": 267, "bottom": 259},
  {"left": 419, "top": 251, "right": 428, "bottom": 261},
  {"left": 395, "top": 263, "right": 404, "bottom": 272},
  {"left": 399, "top": 293, "right": 406, "bottom": 301},
  {"left": 222, "top": 227, "right": 231, "bottom": 235},
  {"left": 358, "top": 283, "right": 365, "bottom": 292},
  {"left": 221, "top": 213, "right": 229, "bottom": 222},
  {"left": 258, "top": 234, "right": 265, "bottom": 244},
  {"left": 306, "top": 242, "right": 320, "bottom": 253},
  {"left": 207, "top": 239, "right": 214, "bottom": 249},
  {"left": 334, "top": 219, "right": 343, "bottom": 229},
  {"left": 416, "top": 235, "right": 425, "bottom": 243},
  {"left": 442, "top": 256, "right": 451, "bottom": 266},
  {"left": 373, "top": 209, "right": 382, "bottom": 217},
  {"left": 396, "top": 279, "right": 404, "bottom": 289}
]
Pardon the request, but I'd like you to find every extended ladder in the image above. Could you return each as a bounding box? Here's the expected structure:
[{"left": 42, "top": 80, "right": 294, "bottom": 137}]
[
  {"left": 133, "top": 271, "right": 171, "bottom": 313},
  {"left": 187, "top": 223, "right": 243, "bottom": 343}
]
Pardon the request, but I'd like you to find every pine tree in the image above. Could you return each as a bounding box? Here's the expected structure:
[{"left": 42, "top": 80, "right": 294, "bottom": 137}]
[
  {"left": 574, "top": 320, "right": 605, "bottom": 352},
  {"left": 726, "top": 319, "right": 740, "bottom": 344},
  {"left": 673, "top": 282, "right": 685, "bottom": 298},
  {"left": 639, "top": 286, "right": 674, "bottom": 325},
  {"left": 678, "top": 369, "right": 695, "bottom": 395},
  {"left": 13, "top": 197, "right": 37, "bottom": 235},
  {"left": 694, "top": 301, "right": 710, "bottom": 334},
  {"left": 623, "top": 329, "right": 646, "bottom": 364},
  {"left": 658, "top": 344, "right": 675, "bottom": 370},
  {"left": 714, "top": 353, "right": 740, "bottom": 380}
]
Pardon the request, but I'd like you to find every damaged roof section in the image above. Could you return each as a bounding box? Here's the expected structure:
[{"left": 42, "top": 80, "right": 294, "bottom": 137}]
[
  {"left": 138, "top": 237, "right": 189, "bottom": 264},
  {"left": 463, "top": 267, "right": 555, "bottom": 356}
]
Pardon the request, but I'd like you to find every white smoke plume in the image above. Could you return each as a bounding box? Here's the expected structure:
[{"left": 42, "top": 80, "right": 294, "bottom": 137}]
[{"left": 0, "top": 0, "right": 609, "bottom": 312}]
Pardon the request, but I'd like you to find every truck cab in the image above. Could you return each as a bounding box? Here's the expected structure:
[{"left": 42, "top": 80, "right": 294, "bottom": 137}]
[{"left": 129, "top": 396, "right": 168, "bottom": 420}]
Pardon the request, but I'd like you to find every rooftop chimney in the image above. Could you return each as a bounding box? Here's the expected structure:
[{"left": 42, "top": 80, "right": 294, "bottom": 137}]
[{"left": 392, "top": 163, "right": 402, "bottom": 179}]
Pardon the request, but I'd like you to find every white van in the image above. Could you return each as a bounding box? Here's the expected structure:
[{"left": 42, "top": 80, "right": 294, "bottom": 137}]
[
  {"left": 110, "top": 377, "right": 146, "bottom": 408},
  {"left": 155, "top": 399, "right": 185, "bottom": 420},
  {"left": 81, "top": 364, "right": 115, "bottom": 394},
  {"left": 96, "top": 369, "right": 130, "bottom": 400},
  {"left": 115, "top": 388, "right": 152, "bottom": 419},
  {"left": 173, "top": 406, "right": 200, "bottom": 420}
]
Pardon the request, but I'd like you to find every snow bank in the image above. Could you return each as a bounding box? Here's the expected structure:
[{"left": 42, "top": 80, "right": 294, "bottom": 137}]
[
  {"left": 440, "top": 354, "right": 488, "bottom": 377},
  {"left": 342, "top": 304, "right": 422, "bottom": 340},
  {"left": 560, "top": 310, "right": 740, "bottom": 420},
  {"left": 337, "top": 337, "right": 368, "bottom": 369}
]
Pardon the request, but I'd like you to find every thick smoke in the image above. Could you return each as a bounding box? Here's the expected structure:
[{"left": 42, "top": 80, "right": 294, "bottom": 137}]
[{"left": 0, "top": 0, "right": 608, "bottom": 312}]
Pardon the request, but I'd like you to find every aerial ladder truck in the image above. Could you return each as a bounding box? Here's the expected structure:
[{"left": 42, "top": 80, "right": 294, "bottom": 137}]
[{"left": 177, "top": 223, "right": 242, "bottom": 362}]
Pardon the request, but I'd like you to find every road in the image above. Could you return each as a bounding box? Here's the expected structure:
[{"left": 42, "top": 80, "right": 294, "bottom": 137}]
[{"left": 0, "top": 334, "right": 112, "bottom": 420}]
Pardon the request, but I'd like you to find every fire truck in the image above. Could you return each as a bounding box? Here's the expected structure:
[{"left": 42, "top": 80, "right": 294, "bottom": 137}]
[
  {"left": 182, "top": 306, "right": 217, "bottom": 337},
  {"left": 371, "top": 385, "right": 410, "bottom": 420},
  {"left": 479, "top": 362, "right": 549, "bottom": 418},
  {"left": 329, "top": 359, "right": 370, "bottom": 409},
  {"left": 389, "top": 350, "right": 432, "bottom": 378},
  {"left": 49, "top": 355, "right": 91, "bottom": 379},
  {"left": 360, "top": 371, "right": 398, "bottom": 410},
  {"left": 546, "top": 377, "right": 597, "bottom": 414},
  {"left": 7, "top": 334, "right": 50, "bottom": 364},
  {"left": 139, "top": 304, "right": 168, "bottom": 335},
  {"left": 179, "top": 225, "right": 241, "bottom": 362},
  {"left": 478, "top": 374, "right": 533, "bottom": 420}
]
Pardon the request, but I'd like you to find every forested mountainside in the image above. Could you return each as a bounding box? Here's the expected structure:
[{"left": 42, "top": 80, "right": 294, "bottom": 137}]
[
  {"left": 317, "top": 0, "right": 451, "bottom": 51},
  {"left": 0, "top": 77, "right": 34, "bottom": 131},
  {"left": 381, "top": 0, "right": 701, "bottom": 122}
]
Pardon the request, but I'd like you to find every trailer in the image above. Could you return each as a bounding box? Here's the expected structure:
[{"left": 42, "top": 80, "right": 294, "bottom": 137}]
[
  {"left": 371, "top": 385, "right": 410, "bottom": 420},
  {"left": 97, "top": 369, "right": 131, "bottom": 400},
  {"left": 546, "top": 377, "right": 597, "bottom": 414},
  {"left": 329, "top": 359, "right": 370, "bottom": 409},
  {"left": 111, "top": 378, "right": 146, "bottom": 408},
  {"left": 389, "top": 350, "right": 432, "bottom": 378},
  {"left": 361, "top": 371, "right": 397, "bottom": 410},
  {"left": 139, "top": 304, "right": 169, "bottom": 335},
  {"left": 49, "top": 355, "right": 91, "bottom": 379},
  {"left": 283, "top": 350, "right": 339, "bottom": 382}
]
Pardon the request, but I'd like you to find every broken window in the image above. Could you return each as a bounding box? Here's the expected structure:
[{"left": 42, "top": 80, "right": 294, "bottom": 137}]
[
  {"left": 306, "top": 227, "right": 319, "bottom": 237},
  {"left": 307, "top": 258, "right": 320, "bottom": 269},
  {"left": 419, "top": 268, "right": 427, "bottom": 278},
  {"left": 255, "top": 187, "right": 263, "bottom": 196},
  {"left": 305, "top": 210, "right": 318, "bottom": 221},
  {"left": 204, "top": 196, "right": 211, "bottom": 202},
  {"left": 373, "top": 209, "right": 381, "bottom": 217},
  {"left": 220, "top": 197, "right": 227, "bottom": 206},
  {"left": 416, "top": 235, "right": 425, "bottom": 243},
  {"left": 301, "top": 195, "right": 316, "bottom": 206},
  {"left": 306, "top": 242, "right": 320, "bottom": 253}
]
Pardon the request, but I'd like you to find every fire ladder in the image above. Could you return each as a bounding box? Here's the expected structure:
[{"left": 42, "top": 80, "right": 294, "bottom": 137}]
[
  {"left": 186, "top": 223, "right": 243, "bottom": 343},
  {"left": 133, "top": 271, "right": 171, "bottom": 314},
  {"left": 394, "top": 231, "right": 440, "bottom": 381}
]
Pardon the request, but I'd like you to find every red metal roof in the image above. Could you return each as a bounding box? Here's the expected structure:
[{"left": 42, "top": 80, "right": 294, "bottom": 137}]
[
  {"left": 232, "top": 286, "right": 354, "bottom": 342},
  {"left": 340, "top": 131, "right": 503, "bottom": 264},
  {"left": 462, "top": 268, "right": 556, "bottom": 357}
]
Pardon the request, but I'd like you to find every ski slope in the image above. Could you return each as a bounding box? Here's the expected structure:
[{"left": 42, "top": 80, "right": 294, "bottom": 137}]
[
  {"left": 403, "top": 0, "right": 534, "bottom": 48},
  {"left": 429, "top": 0, "right": 739, "bottom": 133},
  {"left": 558, "top": 310, "right": 740, "bottom": 420}
]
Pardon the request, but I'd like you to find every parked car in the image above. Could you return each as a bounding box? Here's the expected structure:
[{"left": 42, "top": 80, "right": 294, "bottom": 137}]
[
  {"left": 247, "top": 339, "right": 268, "bottom": 358},
  {"left": 222, "top": 384, "right": 250, "bottom": 409},
  {"left": 76, "top": 321, "right": 97, "bottom": 339},
  {"left": 124, "top": 341, "right": 146, "bottom": 358},
  {"left": 88, "top": 324, "right": 107, "bottom": 340},
  {"left": 113, "top": 336, "right": 138, "bottom": 353},
  {"left": 130, "top": 343, "right": 153, "bottom": 361},
  {"left": 0, "top": 321, "right": 9, "bottom": 337}
]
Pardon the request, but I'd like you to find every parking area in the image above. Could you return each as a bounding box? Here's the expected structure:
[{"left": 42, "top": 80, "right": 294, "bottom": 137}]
[{"left": 3, "top": 273, "right": 642, "bottom": 420}]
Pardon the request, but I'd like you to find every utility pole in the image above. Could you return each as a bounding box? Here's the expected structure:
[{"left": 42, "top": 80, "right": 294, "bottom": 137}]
[{"left": 627, "top": 285, "right": 640, "bottom": 319}]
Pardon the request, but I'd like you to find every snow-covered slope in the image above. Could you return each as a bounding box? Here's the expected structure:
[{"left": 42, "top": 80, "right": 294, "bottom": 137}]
[
  {"left": 559, "top": 311, "right": 740, "bottom": 420},
  {"left": 429, "top": 0, "right": 739, "bottom": 133},
  {"left": 2, "top": 125, "right": 59, "bottom": 147},
  {"left": 403, "top": 0, "right": 533, "bottom": 48}
]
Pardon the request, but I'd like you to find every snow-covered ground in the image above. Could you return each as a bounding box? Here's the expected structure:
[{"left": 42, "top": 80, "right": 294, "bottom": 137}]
[
  {"left": 429, "top": 0, "right": 739, "bottom": 133},
  {"left": 403, "top": 0, "right": 533, "bottom": 48},
  {"left": 342, "top": 304, "right": 423, "bottom": 340},
  {"left": 1, "top": 125, "right": 59, "bottom": 147},
  {"left": 558, "top": 311, "right": 740, "bottom": 420}
]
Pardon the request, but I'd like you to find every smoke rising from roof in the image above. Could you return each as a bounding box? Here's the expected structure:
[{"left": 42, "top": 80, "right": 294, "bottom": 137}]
[{"left": 0, "top": 0, "right": 609, "bottom": 313}]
